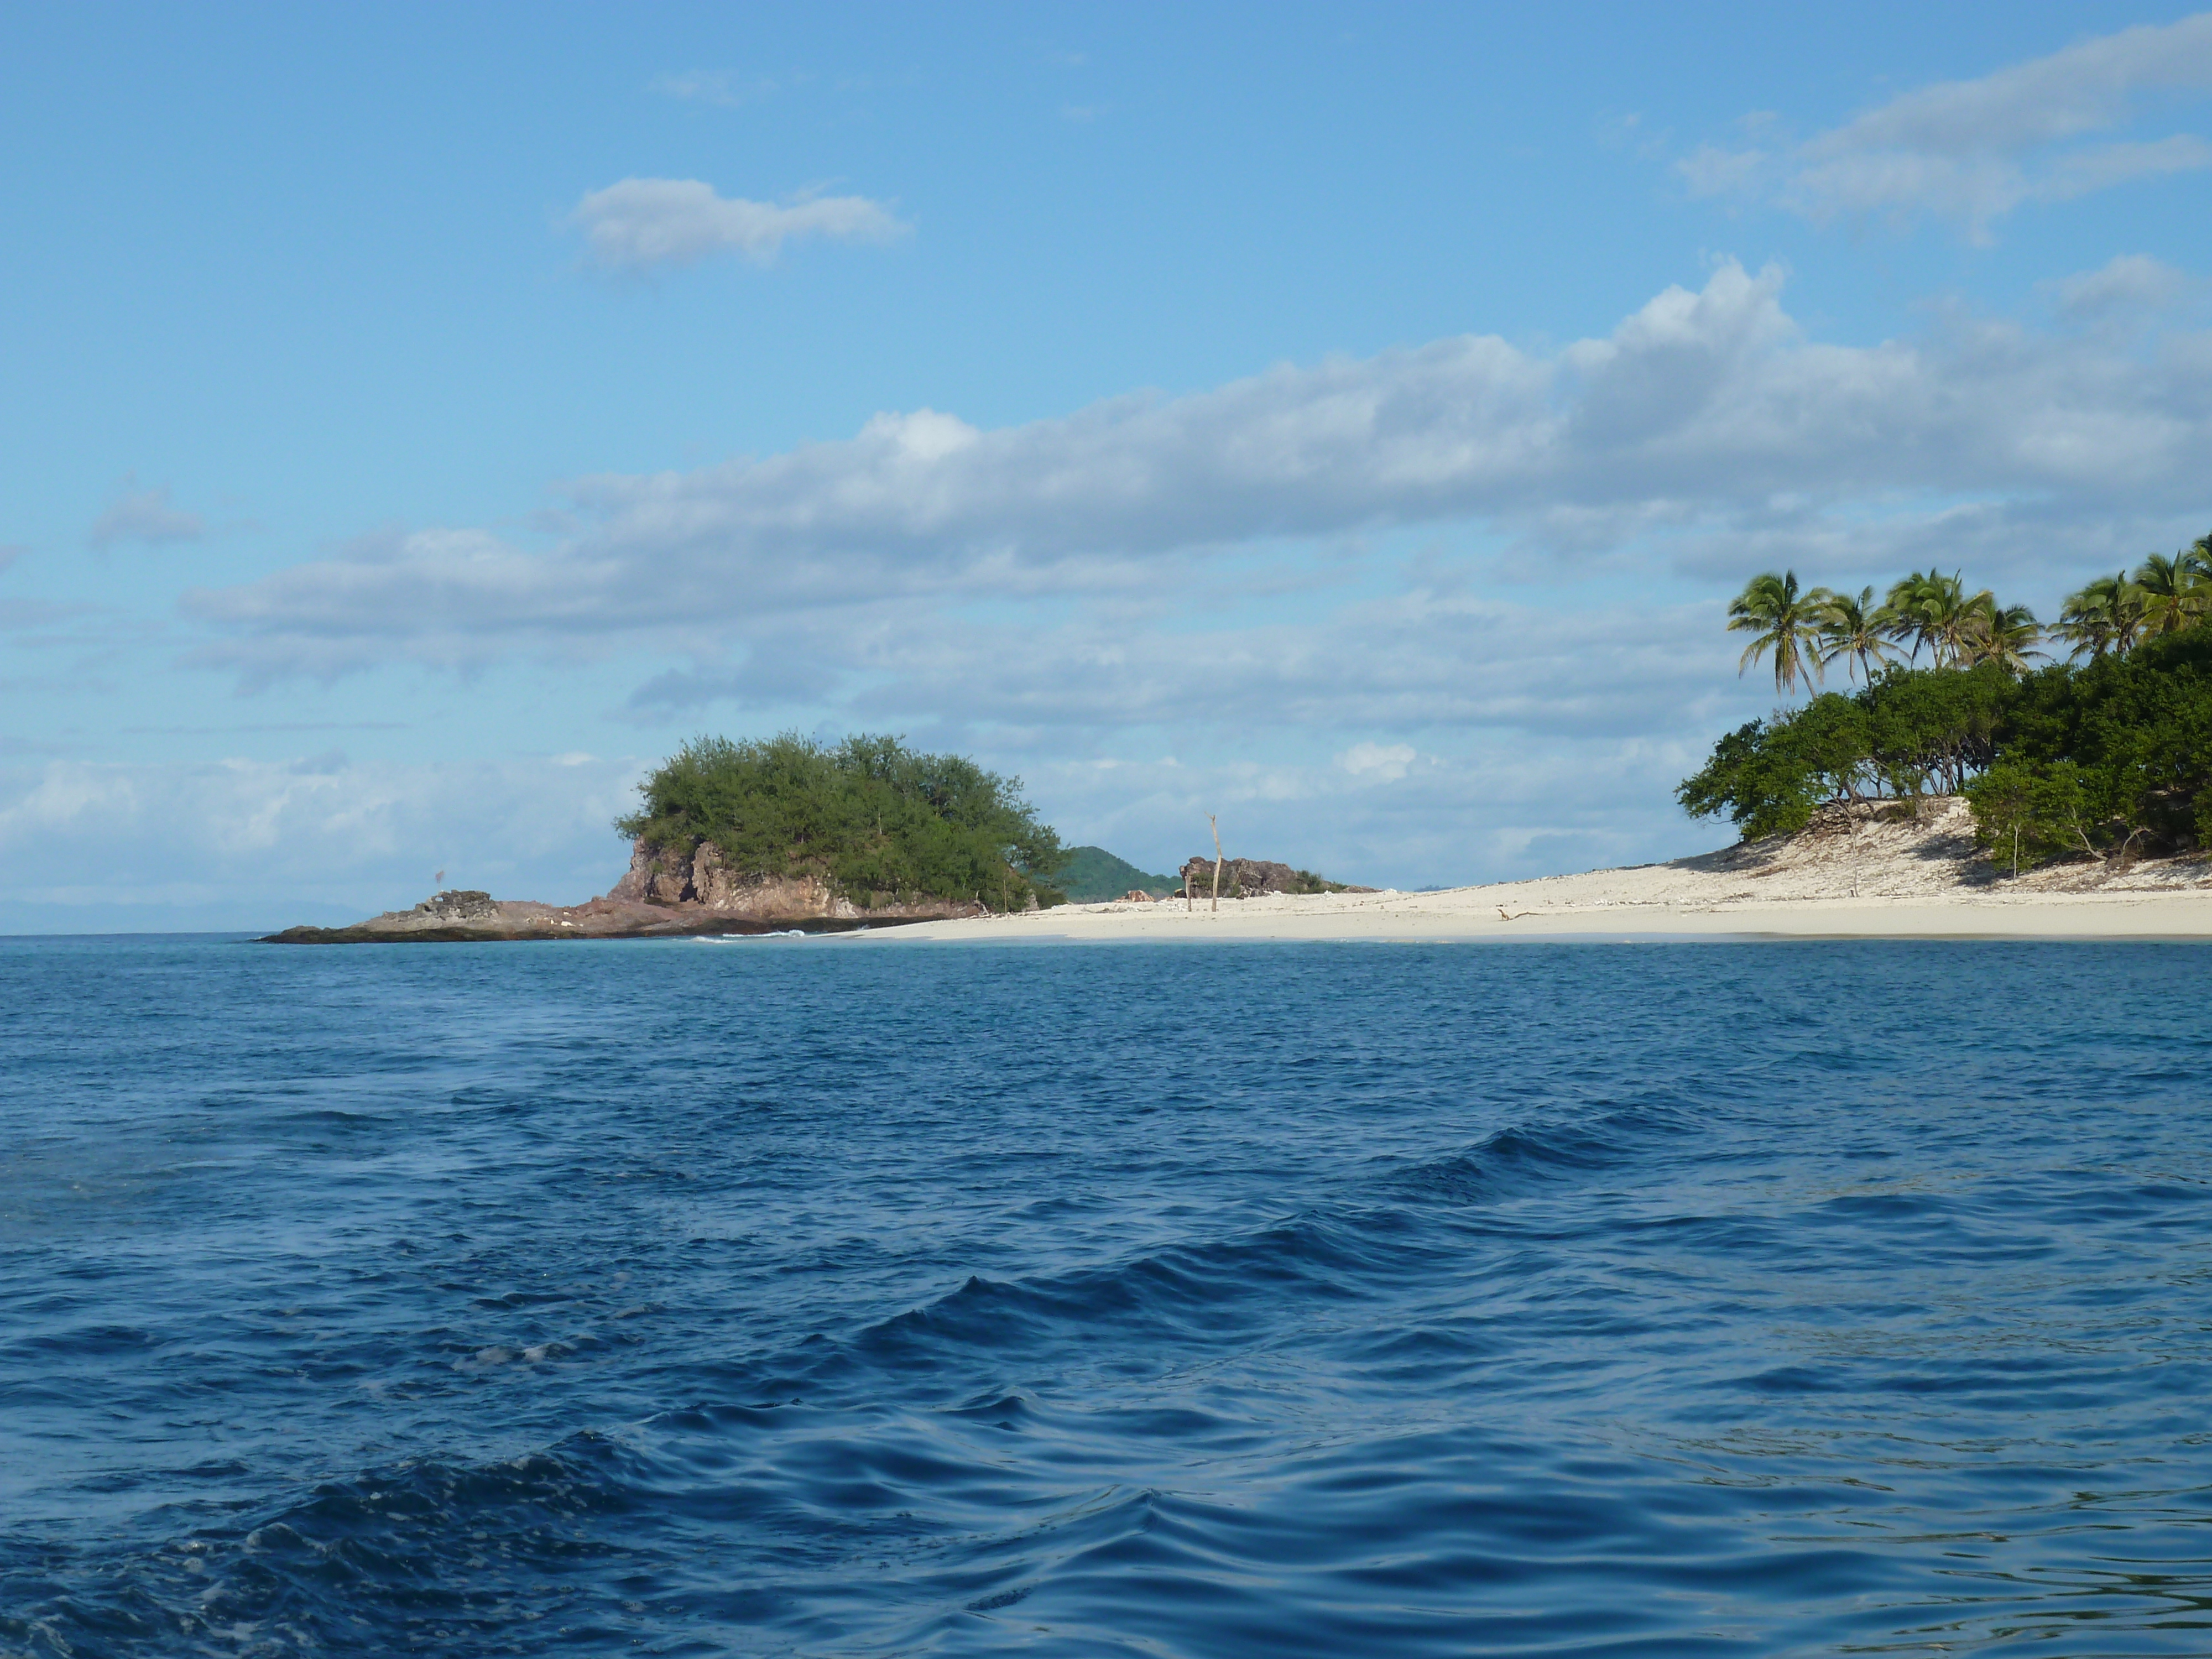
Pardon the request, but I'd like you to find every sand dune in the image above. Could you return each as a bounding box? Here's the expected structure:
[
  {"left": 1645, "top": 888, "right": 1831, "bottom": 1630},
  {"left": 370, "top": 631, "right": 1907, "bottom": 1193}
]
[{"left": 867, "top": 800, "right": 2212, "bottom": 943}]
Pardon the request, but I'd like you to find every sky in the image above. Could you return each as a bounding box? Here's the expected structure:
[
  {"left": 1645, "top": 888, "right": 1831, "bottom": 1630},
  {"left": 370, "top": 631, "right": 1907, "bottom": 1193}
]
[{"left": 4, "top": 2, "right": 2211, "bottom": 930}]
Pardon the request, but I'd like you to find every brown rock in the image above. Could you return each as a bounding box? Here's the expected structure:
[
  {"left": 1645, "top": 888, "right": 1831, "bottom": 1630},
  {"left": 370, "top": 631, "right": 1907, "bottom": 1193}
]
[
  {"left": 264, "top": 836, "right": 991, "bottom": 943},
  {"left": 1175, "top": 856, "right": 1372, "bottom": 898},
  {"left": 412, "top": 889, "right": 498, "bottom": 922}
]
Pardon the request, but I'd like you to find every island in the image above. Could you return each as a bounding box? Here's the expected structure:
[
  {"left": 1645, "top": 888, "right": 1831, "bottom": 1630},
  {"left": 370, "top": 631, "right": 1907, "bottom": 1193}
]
[
  {"left": 267, "top": 543, "right": 2212, "bottom": 944},
  {"left": 262, "top": 733, "right": 1070, "bottom": 942},
  {"left": 863, "top": 546, "right": 2212, "bottom": 941}
]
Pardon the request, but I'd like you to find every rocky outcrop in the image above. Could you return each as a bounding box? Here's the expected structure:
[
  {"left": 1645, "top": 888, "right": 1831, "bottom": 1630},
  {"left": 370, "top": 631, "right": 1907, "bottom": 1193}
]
[
  {"left": 413, "top": 889, "right": 499, "bottom": 922},
  {"left": 608, "top": 837, "right": 998, "bottom": 921},
  {"left": 608, "top": 838, "right": 858, "bottom": 919},
  {"left": 261, "top": 838, "right": 990, "bottom": 943},
  {"left": 1175, "top": 857, "right": 1377, "bottom": 899}
]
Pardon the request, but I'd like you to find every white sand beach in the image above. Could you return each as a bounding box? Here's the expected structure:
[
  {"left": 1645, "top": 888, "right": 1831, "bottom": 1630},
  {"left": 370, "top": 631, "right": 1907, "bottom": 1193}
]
[{"left": 867, "top": 800, "right": 2212, "bottom": 943}]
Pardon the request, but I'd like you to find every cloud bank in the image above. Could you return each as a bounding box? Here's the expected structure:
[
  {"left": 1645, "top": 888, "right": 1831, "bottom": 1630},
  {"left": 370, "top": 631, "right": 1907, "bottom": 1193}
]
[
  {"left": 186, "top": 258, "right": 2212, "bottom": 688},
  {"left": 1682, "top": 12, "right": 2212, "bottom": 235},
  {"left": 0, "top": 752, "right": 645, "bottom": 931},
  {"left": 569, "top": 178, "right": 909, "bottom": 270},
  {"left": 2048, "top": 252, "right": 2195, "bottom": 317},
  {"left": 0, "top": 729, "right": 1704, "bottom": 927},
  {"left": 142, "top": 257, "right": 2212, "bottom": 898}
]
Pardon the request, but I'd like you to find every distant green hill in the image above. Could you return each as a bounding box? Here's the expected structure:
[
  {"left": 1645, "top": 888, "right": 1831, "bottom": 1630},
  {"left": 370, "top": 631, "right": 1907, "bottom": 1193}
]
[{"left": 1054, "top": 846, "right": 1180, "bottom": 902}]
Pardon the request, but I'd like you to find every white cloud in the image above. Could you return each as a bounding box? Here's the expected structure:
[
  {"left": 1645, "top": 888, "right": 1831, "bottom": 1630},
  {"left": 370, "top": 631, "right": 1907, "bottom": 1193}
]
[
  {"left": 2047, "top": 253, "right": 2194, "bottom": 319},
  {"left": 1337, "top": 742, "right": 1417, "bottom": 781},
  {"left": 88, "top": 479, "right": 205, "bottom": 549},
  {"left": 0, "top": 597, "right": 87, "bottom": 633},
  {"left": 1676, "top": 143, "right": 1767, "bottom": 199},
  {"left": 568, "top": 178, "right": 909, "bottom": 270},
  {"left": 1682, "top": 13, "right": 2212, "bottom": 235},
  {"left": 1807, "top": 17, "right": 2212, "bottom": 154},
  {"left": 0, "top": 731, "right": 1716, "bottom": 925},
  {"left": 0, "top": 752, "right": 647, "bottom": 931},
  {"left": 150, "top": 258, "right": 2212, "bottom": 891},
  {"left": 2038, "top": 132, "right": 2212, "bottom": 199},
  {"left": 183, "top": 259, "right": 2212, "bottom": 685},
  {"left": 649, "top": 70, "right": 775, "bottom": 108},
  {"left": 1025, "top": 732, "right": 1717, "bottom": 891},
  {"left": 753, "top": 592, "right": 1738, "bottom": 743}
]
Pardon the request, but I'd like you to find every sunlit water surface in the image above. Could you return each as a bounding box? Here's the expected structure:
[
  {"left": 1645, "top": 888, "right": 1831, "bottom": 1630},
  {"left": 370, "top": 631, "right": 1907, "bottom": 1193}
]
[{"left": 3, "top": 935, "right": 2210, "bottom": 1656}]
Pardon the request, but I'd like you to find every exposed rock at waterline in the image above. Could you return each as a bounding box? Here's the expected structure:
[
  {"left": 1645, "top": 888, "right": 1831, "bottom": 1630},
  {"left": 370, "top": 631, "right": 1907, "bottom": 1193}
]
[{"left": 260, "top": 838, "right": 988, "bottom": 943}]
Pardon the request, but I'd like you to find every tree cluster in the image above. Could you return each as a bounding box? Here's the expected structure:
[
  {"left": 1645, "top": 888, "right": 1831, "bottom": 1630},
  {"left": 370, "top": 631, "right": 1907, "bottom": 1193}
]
[
  {"left": 1681, "top": 536, "right": 2212, "bottom": 872},
  {"left": 617, "top": 733, "right": 1067, "bottom": 912}
]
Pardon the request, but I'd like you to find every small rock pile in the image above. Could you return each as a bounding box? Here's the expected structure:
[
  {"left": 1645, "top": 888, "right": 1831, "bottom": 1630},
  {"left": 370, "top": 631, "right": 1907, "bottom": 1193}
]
[
  {"left": 414, "top": 889, "right": 499, "bottom": 921},
  {"left": 1174, "top": 858, "right": 1370, "bottom": 898}
]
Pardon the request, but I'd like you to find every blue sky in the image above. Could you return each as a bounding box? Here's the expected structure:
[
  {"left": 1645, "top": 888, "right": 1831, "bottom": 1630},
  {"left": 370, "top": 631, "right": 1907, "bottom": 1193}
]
[{"left": 5, "top": 2, "right": 2211, "bottom": 928}]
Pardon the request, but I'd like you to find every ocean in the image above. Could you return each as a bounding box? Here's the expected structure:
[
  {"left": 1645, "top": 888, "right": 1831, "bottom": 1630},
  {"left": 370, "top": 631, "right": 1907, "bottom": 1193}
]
[{"left": 3, "top": 933, "right": 2210, "bottom": 1656}]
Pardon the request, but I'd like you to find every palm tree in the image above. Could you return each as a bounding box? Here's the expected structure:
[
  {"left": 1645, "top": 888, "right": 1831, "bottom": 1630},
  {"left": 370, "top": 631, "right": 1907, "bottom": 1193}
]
[
  {"left": 1817, "top": 586, "right": 1896, "bottom": 684},
  {"left": 1881, "top": 570, "right": 1966, "bottom": 665},
  {"left": 1881, "top": 571, "right": 1938, "bottom": 662},
  {"left": 1728, "top": 570, "right": 1833, "bottom": 696},
  {"left": 2051, "top": 572, "right": 2145, "bottom": 660},
  {"left": 1935, "top": 584, "right": 1999, "bottom": 667},
  {"left": 1888, "top": 570, "right": 2007, "bottom": 667},
  {"left": 1960, "top": 603, "right": 2044, "bottom": 672},
  {"left": 2134, "top": 549, "right": 2211, "bottom": 637}
]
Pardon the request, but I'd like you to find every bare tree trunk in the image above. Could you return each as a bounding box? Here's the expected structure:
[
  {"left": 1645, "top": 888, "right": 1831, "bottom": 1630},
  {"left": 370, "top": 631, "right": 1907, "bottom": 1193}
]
[{"left": 1208, "top": 813, "right": 1223, "bottom": 915}]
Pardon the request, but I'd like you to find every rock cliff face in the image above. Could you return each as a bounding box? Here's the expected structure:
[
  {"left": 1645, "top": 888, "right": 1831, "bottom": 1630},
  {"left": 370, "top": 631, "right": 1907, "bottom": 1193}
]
[
  {"left": 609, "top": 839, "right": 856, "bottom": 919},
  {"left": 608, "top": 837, "right": 994, "bottom": 920}
]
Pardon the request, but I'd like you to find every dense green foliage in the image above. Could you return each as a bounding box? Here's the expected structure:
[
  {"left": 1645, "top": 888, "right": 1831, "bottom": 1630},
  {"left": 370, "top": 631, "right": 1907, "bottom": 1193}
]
[
  {"left": 1676, "top": 663, "right": 2016, "bottom": 839},
  {"left": 1054, "top": 846, "right": 1180, "bottom": 902},
  {"left": 618, "top": 733, "right": 1067, "bottom": 911},
  {"left": 1683, "top": 540, "right": 2212, "bottom": 872},
  {"left": 1989, "top": 629, "right": 2212, "bottom": 864}
]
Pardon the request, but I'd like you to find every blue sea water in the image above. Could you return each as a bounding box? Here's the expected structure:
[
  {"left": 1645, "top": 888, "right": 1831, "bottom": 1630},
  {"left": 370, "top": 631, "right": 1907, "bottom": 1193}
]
[{"left": 3, "top": 934, "right": 2211, "bottom": 1657}]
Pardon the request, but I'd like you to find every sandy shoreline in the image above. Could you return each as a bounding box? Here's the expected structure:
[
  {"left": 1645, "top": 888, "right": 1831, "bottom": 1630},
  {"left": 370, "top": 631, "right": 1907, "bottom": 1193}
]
[
  {"left": 860, "top": 801, "right": 2212, "bottom": 943},
  {"left": 862, "top": 889, "right": 2212, "bottom": 943}
]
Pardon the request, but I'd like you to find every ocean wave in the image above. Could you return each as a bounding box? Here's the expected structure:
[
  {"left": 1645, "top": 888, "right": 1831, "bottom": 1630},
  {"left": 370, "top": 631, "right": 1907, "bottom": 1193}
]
[
  {"left": 1374, "top": 1098, "right": 1695, "bottom": 1206},
  {"left": 12, "top": 937, "right": 2212, "bottom": 1655}
]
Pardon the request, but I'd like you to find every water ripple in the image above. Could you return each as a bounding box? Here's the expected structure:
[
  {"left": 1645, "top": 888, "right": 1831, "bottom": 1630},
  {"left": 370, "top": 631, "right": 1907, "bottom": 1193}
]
[{"left": 4, "top": 937, "right": 2211, "bottom": 1655}]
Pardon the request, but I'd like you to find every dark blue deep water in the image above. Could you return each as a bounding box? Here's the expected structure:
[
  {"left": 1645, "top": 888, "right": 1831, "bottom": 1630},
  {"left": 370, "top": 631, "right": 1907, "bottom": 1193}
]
[{"left": 4, "top": 936, "right": 2211, "bottom": 1657}]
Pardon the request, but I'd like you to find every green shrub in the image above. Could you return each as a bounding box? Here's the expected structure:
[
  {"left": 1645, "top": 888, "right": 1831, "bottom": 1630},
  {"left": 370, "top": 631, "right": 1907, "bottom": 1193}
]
[
  {"left": 1964, "top": 761, "right": 2095, "bottom": 874},
  {"left": 617, "top": 733, "right": 1067, "bottom": 912},
  {"left": 1679, "top": 628, "right": 2212, "bottom": 865}
]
